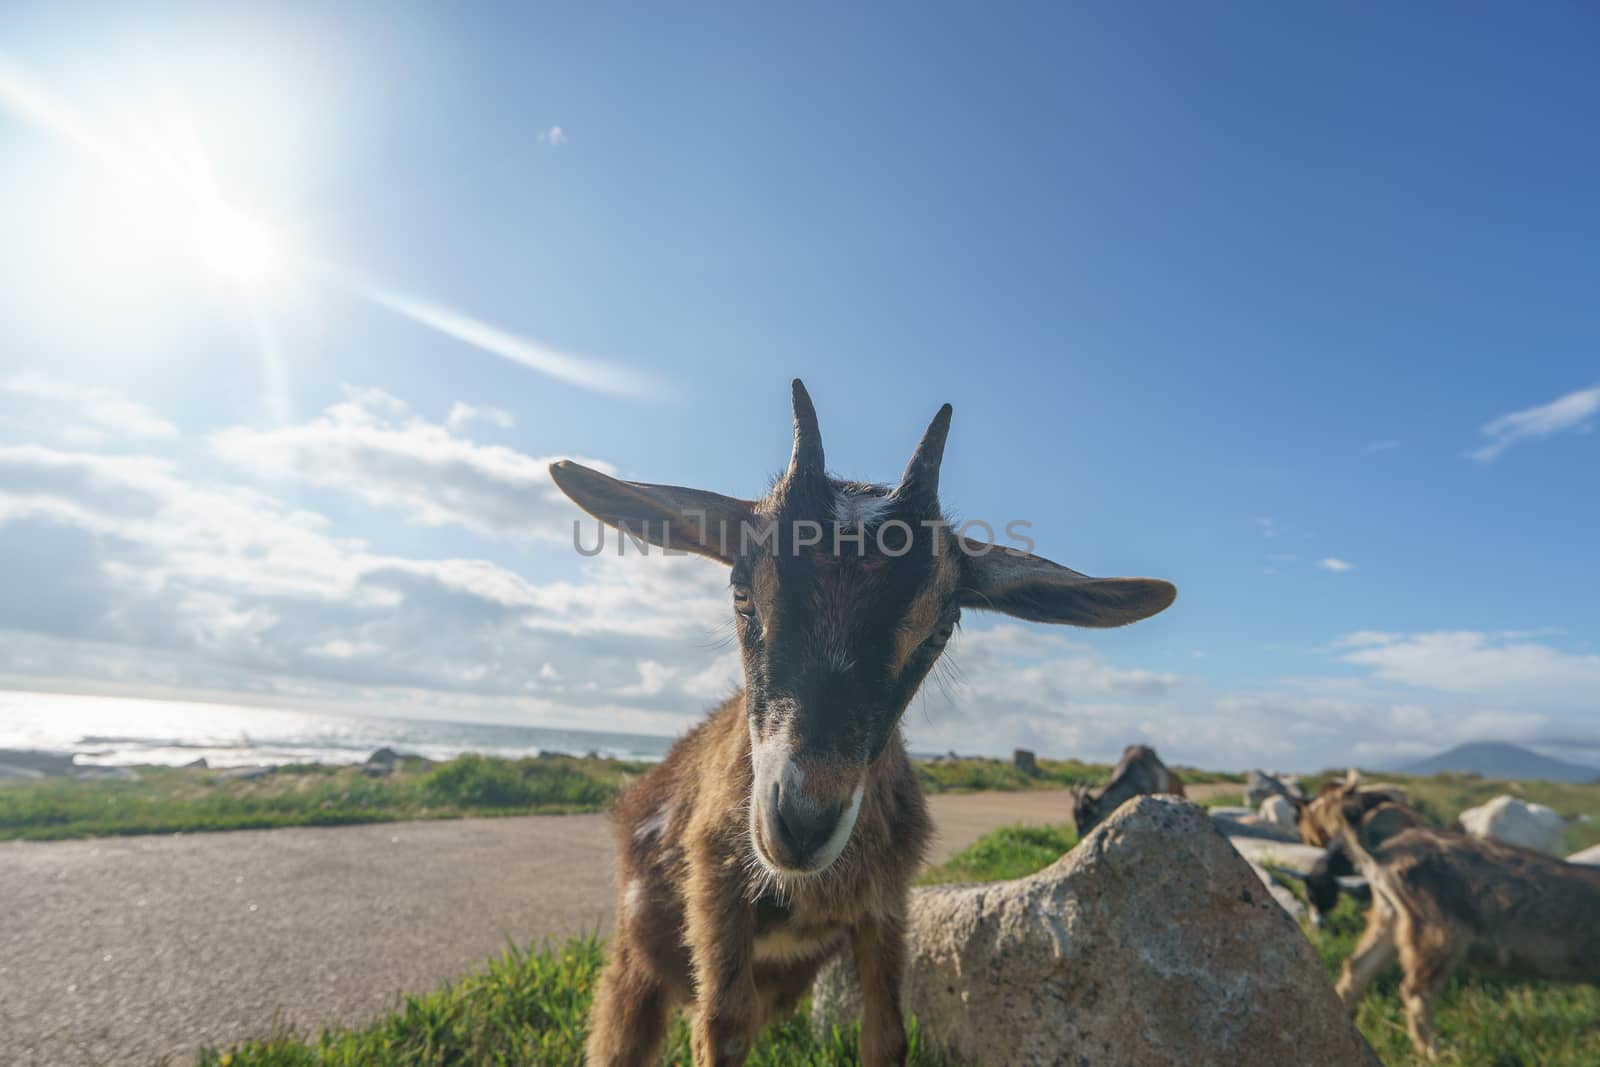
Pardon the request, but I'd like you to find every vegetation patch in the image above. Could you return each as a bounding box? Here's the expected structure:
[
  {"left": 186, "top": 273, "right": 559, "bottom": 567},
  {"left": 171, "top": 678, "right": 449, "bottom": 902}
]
[
  {"left": 198, "top": 937, "right": 942, "bottom": 1067},
  {"left": 0, "top": 755, "right": 646, "bottom": 842}
]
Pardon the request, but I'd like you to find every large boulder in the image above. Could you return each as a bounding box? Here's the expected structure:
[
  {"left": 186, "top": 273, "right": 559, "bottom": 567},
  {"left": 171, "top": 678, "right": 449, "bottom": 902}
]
[
  {"left": 814, "top": 796, "right": 1379, "bottom": 1066},
  {"left": 1459, "top": 795, "right": 1567, "bottom": 855}
]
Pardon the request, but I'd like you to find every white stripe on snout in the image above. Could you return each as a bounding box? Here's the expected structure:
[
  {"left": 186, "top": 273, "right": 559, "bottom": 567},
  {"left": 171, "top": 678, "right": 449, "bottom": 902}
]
[{"left": 808, "top": 782, "right": 864, "bottom": 871}]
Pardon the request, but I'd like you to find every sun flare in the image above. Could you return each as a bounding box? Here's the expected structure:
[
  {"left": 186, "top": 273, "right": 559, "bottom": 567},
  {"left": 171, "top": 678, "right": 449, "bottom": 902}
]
[{"left": 188, "top": 200, "right": 283, "bottom": 286}]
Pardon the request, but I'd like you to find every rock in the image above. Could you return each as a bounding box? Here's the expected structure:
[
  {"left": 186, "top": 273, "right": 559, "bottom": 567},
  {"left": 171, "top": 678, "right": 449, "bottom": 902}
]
[
  {"left": 366, "top": 747, "right": 401, "bottom": 766},
  {"left": 181, "top": 757, "right": 208, "bottom": 770},
  {"left": 72, "top": 766, "right": 139, "bottom": 781},
  {"left": 1208, "top": 808, "right": 1299, "bottom": 842},
  {"left": 1246, "top": 860, "right": 1308, "bottom": 922},
  {"left": 1258, "top": 793, "right": 1300, "bottom": 833},
  {"left": 1568, "top": 843, "right": 1600, "bottom": 866},
  {"left": 0, "top": 749, "right": 76, "bottom": 776},
  {"left": 1012, "top": 748, "right": 1037, "bottom": 776},
  {"left": 1459, "top": 795, "right": 1567, "bottom": 855},
  {"left": 216, "top": 765, "right": 275, "bottom": 781},
  {"left": 1227, "top": 837, "right": 1329, "bottom": 874},
  {"left": 361, "top": 762, "right": 394, "bottom": 777},
  {"left": 813, "top": 796, "right": 1379, "bottom": 1067},
  {"left": 1244, "top": 769, "right": 1304, "bottom": 808}
]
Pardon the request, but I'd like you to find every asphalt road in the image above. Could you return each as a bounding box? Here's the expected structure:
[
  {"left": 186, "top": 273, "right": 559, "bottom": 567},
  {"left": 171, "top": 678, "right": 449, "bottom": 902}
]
[{"left": 0, "top": 788, "right": 1099, "bottom": 1067}]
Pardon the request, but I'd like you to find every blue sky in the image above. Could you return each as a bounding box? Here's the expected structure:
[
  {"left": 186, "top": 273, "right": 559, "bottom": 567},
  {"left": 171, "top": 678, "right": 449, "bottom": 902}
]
[{"left": 0, "top": 3, "right": 1596, "bottom": 770}]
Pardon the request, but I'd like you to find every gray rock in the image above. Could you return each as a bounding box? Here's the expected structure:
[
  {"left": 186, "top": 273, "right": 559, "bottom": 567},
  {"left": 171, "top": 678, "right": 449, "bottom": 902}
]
[
  {"left": 1245, "top": 768, "right": 1305, "bottom": 808},
  {"left": 1258, "top": 793, "right": 1300, "bottom": 833},
  {"left": 1013, "top": 748, "right": 1038, "bottom": 776},
  {"left": 72, "top": 766, "right": 139, "bottom": 782},
  {"left": 216, "top": 765, "right": 275, "bottom": 781},
  {"left": 181, "top": 757, "right": 208, "bottom": 770},
  {"left": 1567, "top": 843, "right": 1600, "bottom": 866},
  {"left": 813, "top": 796, "right": 1379, "bottom": 1067}
]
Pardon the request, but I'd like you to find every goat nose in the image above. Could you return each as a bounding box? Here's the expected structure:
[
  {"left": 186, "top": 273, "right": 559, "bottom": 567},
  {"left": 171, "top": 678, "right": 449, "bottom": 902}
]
[{"left": 772, "top": 785, "right": 840, "bottom": 863}]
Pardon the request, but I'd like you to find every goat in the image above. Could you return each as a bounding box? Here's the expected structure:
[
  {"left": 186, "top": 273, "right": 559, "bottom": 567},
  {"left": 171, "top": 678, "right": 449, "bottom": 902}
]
[
  {"left": 549, "top": 381, "right": 1176, "bottom": 1066},
  {"left": 1304, "top": 783, "right": 1600, "bottom": 1057},
  {"left": 1070, "top": 743, "right": 1184, "bottom": 837}
]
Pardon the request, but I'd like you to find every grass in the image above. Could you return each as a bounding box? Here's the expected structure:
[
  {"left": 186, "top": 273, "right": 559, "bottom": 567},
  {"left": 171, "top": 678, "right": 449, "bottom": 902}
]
[
  {"left": 195, "top": 800, "right": 1599, "bottom": 1067},
  {"left": 917, "top": 822, "right": 1078, "bottom": 884},
  {"left": 1304, "top": 892, "right": 1600, "bottom": 1066},
  {"left": 4, "top": 752, "right": 1243, "bottom": 843},
  {"left": 196, "top": 936, "right": 943, "bottom": 1067},
  {"left": 0, "top": 755, "right": 645, "bottom": 842}
]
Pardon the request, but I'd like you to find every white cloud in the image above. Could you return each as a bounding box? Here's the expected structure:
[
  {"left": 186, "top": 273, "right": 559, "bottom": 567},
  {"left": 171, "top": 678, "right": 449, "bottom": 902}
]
[
  {"left": 1471, "top": 384, "right": 1600, "bottom": 462},
  {"left": 7, "top": 385, "right": 1600, "bottom": 772},
  {"left": 0, "top": 376, "right": 178, "bottom": 445},
  {"left": 1338, "top": 629, "right": 1600, "bottom": 706},
  {"left": 0, "top": 432, "right": 731, "bottom": 721},
  {"left": 446, "top": 402, "right": 514, "bottom": 432},
  {"left": 1366, "top": 440, "right": 1398, "bottom": 453},
  {"left": 212, "top": 388, "right": 602, "bottom": 541},
  {"left": 1316, "top": 557, "right": 1354, "bottom": 572},
  {"left": 539, "top": 125, "right": 568, "bottom": 146}
]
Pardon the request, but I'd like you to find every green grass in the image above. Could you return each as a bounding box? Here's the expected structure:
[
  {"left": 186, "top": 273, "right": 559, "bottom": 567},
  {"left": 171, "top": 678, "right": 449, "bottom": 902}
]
[
  {"left": 1304, "top": 893, "right": 1600, "bottom": 1066},
  {"left": 913, "top": 755, "right": 1245, "bottom": 795},
  {"left": 197, "top": 936, "right": 943, "bottom": 1067},
  {"left": 0, "top": 755, "right": 646, "bottom": 842},
  {"left": 917, "top": 822, "right": 1078, "bottom": 885}
]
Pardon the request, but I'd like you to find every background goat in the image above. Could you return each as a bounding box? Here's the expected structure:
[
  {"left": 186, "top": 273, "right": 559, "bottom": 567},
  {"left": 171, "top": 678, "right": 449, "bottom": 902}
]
[
  {"left": 1071, "top": 743, "right": 1184, "bottom": 836},
  {"left": 1305, "top": 784, "right": 1600, "bottom": 1057}
]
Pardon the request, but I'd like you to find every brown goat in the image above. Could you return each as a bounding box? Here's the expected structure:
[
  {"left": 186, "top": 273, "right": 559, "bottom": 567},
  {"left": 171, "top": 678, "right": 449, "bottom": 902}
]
[
  {"left": 1305, "top": 784, "right": 1600, "bottom": 1057},
  {"left": 550, "top": 381, "right": 1176, "bottom": 1065},
  {"left": 1071, "top": 743, "right": 1185, "bottom": 836}
]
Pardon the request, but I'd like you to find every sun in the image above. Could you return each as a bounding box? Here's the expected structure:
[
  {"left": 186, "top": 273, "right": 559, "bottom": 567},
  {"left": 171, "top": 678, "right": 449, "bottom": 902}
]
[{"left": 187, "top": 199, "right": 284, "bottom": 286}]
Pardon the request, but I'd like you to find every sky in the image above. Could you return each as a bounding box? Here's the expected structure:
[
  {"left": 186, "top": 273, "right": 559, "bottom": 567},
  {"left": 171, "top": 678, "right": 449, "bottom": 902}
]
[{"left": 0, "top": 3, "right": 1596, "bottom": 772}]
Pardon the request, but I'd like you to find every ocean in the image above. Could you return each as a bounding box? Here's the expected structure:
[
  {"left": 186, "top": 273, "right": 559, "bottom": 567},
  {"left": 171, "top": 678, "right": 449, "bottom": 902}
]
[{"left": 0, "top": 689, "right": 677, "bottom": 768}]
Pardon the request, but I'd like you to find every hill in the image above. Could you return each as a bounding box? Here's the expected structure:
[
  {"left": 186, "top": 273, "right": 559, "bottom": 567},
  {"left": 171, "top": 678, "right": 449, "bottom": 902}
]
[{"left": 1397, "top": 741, "right": 1600, "bottom": 783}]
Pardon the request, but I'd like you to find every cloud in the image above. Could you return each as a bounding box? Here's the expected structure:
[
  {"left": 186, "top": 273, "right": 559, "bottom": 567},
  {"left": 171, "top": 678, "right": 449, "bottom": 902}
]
[
  {"left": 538, "top": 125, "right": 568, "bottom": 147},
  {"left": 0, "top": 432, "right": 731, "bottom": 725},
  {"left": 1338, "top": 629, "right": 1600, "bottom": 707},
  {"left": 1366, "top": 440, "right": 1398, "bottom": 453},
  {"left": 0, "top": 376, "right": 178, "bottom": 445},
  {"left": 445, "top": 402, "right": 514, "bottom": 432},
  {"left": 8, "top": 386, "right": 1600, "bottom": 772},
  {"left": 1471, "top": 384, "right": 1600, "bottom": 462},
  {"left": 1316, "top": 557, "right": 1354, "bottom": 572},
  {"left": 212, "top": 387, "right": 600, "bottom": 541}
]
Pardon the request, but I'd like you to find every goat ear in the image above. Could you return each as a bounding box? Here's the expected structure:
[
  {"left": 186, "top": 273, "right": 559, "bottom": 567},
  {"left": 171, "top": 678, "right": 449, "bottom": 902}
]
[
  {"left": 957, "top": 542, "right": 1175, "bottom": 628},
  {"left": 549, "top": 461, "right": 754, "bottom": 565}
]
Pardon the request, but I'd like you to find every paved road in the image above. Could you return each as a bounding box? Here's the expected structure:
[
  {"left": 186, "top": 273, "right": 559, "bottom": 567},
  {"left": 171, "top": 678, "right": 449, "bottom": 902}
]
[{"left": 0, "top": 788, "right": 1102, "bottom": 1067}]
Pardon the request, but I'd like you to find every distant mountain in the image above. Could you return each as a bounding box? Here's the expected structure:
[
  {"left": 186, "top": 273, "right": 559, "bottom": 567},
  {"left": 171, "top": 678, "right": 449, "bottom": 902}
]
[{"left": 1397, "top": 741, "right": 1600, "bottom": 784}]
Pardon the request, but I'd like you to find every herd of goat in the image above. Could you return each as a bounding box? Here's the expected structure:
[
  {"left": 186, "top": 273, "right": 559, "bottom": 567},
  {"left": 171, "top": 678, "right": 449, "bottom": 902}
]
[
  {"left": 551, "top": 381, "right": 1597, "bottom": 1065},
  {"left": 1077, "top": 743, "right": 1600, "bottom": 1058}
]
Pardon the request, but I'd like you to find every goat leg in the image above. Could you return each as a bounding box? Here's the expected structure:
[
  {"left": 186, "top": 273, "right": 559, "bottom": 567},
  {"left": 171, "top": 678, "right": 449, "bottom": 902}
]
[{"left": 853, "top": 910, "right": 910, "bottom": 1066}]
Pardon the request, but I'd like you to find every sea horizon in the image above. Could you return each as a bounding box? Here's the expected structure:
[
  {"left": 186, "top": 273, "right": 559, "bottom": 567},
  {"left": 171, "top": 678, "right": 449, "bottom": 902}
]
[{"left": 0, "top": 688, "right": 679, "bottom": 768}]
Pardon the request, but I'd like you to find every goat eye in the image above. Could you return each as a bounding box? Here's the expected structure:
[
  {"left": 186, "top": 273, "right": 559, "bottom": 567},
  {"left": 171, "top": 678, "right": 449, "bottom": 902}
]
[{"left": 732, "top": 584, "right": 755, "bottom": 616}]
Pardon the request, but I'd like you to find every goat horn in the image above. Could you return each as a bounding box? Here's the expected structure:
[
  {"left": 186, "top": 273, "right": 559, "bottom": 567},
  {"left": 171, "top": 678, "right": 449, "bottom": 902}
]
[
  {"left": 891, "top": 402, "right": 953, "bottom": 509},
  {"left": 787, "top": 379, "right": 826, "bottom": 480}
]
